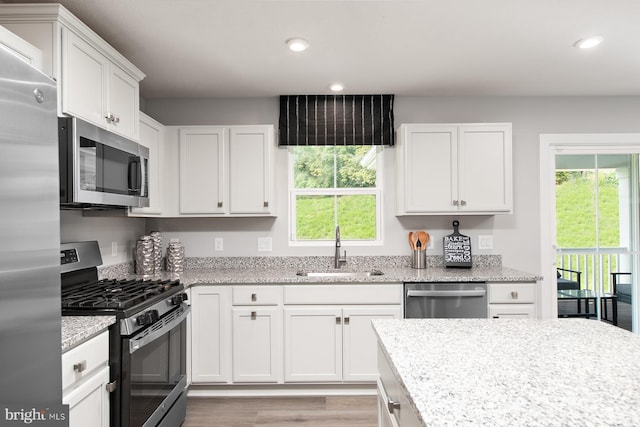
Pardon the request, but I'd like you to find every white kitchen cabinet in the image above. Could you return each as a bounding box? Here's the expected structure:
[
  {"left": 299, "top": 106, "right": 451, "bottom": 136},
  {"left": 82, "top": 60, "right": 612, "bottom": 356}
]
[
  {"left": 0, "top": 24, "right": 42, "bottom": 69},
  {"left": 284, "top": 307, "right": 343, "bottom": 382},
  {"left": 377, "top": 345, "right": 421, "bottom": 427},
  {"left": 62, "top": 331, "right": 110, "bottom": 427},
  {"left": 489, "top": 282, "right": 537, "bottom": 319},
  {"left": 177, "top": 125, "right": 275, "bottom": 216},
  {"left": 129, "top": 112, "right": 165, "bottom": 216},
  {"left": 231, "top": 285, "right": 283, "bottom": 383},
  {"left": 283, "top": 285, "right": 403, "bottom": 383},
  {"left": 396, "top": 123, "right": 512, "bottom": 215},
  {"left": 190, "top": 285, "right": 231, "bottom": 384},
  {"left": 0, "top": 4, "right": 144, "bottom": 141}
]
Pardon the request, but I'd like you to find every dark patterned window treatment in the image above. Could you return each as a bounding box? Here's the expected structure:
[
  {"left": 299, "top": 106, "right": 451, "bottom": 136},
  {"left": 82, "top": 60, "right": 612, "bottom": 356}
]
[{"left": 278, "top": 95, "right": 395, "bottom": 146}]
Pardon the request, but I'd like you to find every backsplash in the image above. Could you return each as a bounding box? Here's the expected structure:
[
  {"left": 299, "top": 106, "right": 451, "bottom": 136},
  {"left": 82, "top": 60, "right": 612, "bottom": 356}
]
[{"left": 98, "top": 255, "right": 502, "bottom": 278}]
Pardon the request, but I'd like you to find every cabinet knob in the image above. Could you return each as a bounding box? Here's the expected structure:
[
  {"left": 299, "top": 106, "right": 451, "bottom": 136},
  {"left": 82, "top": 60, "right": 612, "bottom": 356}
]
[
  {"left": 112, "top": 115, "right": 120, "bottom": 124},
  {"left": 264, "top": 201, "right": 269, "bottom": 208},
  {"left": 460, "top": 200, "right": 467, "bottom": 206},
  {"left": 336, "top": 317, "right": 341, "bottom": 325},
  {"left": 104, "top": 113, "right": 114, "bottom": 123},
  {"left": 251, "top": 311, "right": 257, "bottom": 320},
  {"left": 452, "top": 200, "right": 459, "bottom": 206},
  {"left": 73, "top": 360, "right": 87, "bottom": 373},
  {"left": 511, "top": 291, "right": 519, "bottom": 299},
  {"left": 218, "top": 201, "right": 223, "bottom": 208},
  {"left": 344, "top": 317, "right": 350, "bottom": 325},
  {"left": 251, "top": 293, "right": 257, "bottom": 302}
]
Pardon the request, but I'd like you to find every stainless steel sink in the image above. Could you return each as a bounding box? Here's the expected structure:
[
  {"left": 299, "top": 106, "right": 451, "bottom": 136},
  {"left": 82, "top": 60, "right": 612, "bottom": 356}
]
[{"left": 296, "top": 270, "right": 384, "bottom": 278}]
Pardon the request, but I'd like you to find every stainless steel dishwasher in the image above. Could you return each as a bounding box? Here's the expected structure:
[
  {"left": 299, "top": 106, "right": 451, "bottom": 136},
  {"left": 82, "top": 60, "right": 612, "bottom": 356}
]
[{"left": 404, "top": 282, "right": 488, "bottom": 318}]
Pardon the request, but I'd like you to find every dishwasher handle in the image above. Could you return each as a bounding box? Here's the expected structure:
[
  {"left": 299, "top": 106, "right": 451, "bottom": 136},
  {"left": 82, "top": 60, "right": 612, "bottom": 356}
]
[{"left": 407, "top": 289, "right": 486, "bottom": 298}]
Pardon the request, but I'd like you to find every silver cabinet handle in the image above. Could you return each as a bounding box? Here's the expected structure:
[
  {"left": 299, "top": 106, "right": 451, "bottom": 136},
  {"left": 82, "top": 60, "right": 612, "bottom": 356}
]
[
  {"left": 218, "top": 201, "right": 223, "bottom": 208},
  {"left": 460, "top": 200, "right": 467, "bottom": 206},
  {"left": 251, "top": 293, "right": 257, "bottom": 302},
  {"left": 105, "top": 113, "right": 114, "bottom": 123},
  {"left": 511, "top": 291, "right": 519, "bottom": 299},
  {"left": 452, "top": 200, "right": 459, "bottom": 206},
  {"left": 105, "top": 381, "right": 117, "bottom": 393},
  {"left": 387, "top": 398, "right": 400, "bottom": 413},
  {"left": 73, "top": 360, "right": 87, "bottom": 373},
  {"left": 251, "top": 311, "right": 257, "bottom": 320},
  {"left": 264, "top": 201, "right": 269, "bottom": 208},
  {"left": 336, "top": 317, "right": 341, "bottom": 325},
  {"left": 344, "top": 317, "right": 350, "bottom": 325}
]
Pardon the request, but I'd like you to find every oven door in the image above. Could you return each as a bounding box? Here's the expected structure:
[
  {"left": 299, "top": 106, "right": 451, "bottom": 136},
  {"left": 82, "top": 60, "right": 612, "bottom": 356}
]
[{"left": 121, "top": 304, "right": 190, "bottom": 427}]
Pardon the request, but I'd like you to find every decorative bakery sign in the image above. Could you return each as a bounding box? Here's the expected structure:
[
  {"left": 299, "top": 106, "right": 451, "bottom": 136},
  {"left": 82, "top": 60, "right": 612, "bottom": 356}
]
[{"left": 443, "top": 220, "right": 472, "bottom": 268}]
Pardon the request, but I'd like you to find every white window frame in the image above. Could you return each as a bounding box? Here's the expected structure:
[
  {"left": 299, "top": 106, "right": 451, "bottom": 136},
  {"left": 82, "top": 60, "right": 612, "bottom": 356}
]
[{"left": 287, "top": 146, "right": 384, "bottom": 247}]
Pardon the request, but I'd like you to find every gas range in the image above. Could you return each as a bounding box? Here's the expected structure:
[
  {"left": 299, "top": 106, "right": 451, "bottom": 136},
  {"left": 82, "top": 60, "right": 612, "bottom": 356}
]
[{"left": 61, "top": 241, "right": 189, "bottom": 427}]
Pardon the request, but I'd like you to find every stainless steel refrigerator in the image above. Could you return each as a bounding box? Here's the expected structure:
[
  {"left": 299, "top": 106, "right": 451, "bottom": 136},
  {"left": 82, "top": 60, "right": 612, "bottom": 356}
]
[{"left": 0, "top": 44, "right": 62, "bottom": 405}]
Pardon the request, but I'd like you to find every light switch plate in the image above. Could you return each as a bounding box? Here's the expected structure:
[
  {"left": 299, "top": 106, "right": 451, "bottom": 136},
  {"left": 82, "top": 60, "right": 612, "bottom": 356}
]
[{"left": 258, "top": 237, "right": 272, "bottom": 252}]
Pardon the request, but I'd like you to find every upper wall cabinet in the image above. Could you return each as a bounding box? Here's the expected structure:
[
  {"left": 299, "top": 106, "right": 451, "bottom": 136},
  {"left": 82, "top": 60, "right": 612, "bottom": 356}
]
[
  {"left": 174, "top": 125, "right": 275, "bottom": 217},
  {"left": 0, "top": 4, "right": 145, "bottom": 141},
  {"left": 0, "top": 24, "right": 42, "bottom": 69},
  {"left": 396, "top": 123, "right": 513, "bottom": 215},
  {"left": 129, "top": 112, "right": 165, "bottom": 217}
]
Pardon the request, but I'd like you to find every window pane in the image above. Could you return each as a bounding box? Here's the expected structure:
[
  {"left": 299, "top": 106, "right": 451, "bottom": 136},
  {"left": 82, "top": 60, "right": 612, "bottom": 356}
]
[
  {"left": 295, "top": 195, "right": 335, "bottom": 240},
  {"left": 336, "top": 146, "right": 377, "bottom": 188},
  {"left": 336, "top": 194, "right": 376, "bottom": 240},
  {"left": 292, "top": 146, "right": 335, "bottom": 189}
]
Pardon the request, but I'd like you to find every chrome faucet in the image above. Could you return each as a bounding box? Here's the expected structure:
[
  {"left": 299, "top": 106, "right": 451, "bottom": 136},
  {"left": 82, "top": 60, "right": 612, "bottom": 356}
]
[{"left": 334, "top": 225, "right": 347, "bottom": 268}]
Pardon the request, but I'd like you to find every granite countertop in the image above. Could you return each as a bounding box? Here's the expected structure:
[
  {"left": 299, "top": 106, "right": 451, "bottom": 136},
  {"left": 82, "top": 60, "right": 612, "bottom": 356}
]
[
  {"left": 372, "top": 318, "right": 640, "bottom": 426},
  {"left": 61, "top": 316, "right": 116, "bottom": 352},
  {"left": 100, "top": 255, "right": 540, "bottom": 285}
]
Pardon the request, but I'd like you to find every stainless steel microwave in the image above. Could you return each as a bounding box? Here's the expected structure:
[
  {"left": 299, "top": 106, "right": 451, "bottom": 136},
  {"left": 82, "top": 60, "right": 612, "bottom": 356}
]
[{"left": 58, "top": 116, "right": 149, "bottom": 208}]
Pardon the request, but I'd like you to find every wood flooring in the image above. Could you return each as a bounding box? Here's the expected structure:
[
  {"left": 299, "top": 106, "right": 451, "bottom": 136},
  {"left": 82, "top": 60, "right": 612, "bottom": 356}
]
[{"left": 182, "top": 395, "right": 378, "bottom": 427}]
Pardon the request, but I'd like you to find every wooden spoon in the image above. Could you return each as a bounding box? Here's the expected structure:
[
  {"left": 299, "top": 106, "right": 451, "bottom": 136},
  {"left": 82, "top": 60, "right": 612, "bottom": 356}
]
[
  {"left": 408, "top": 232, "right": 418, "bottom": 250},
  {"left": 418, "top": 231, "right": 430, "bottom": 249}
]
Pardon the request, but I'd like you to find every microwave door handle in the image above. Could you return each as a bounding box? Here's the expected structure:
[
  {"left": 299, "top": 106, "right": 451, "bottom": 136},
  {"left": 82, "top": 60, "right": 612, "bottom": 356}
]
[
  {"left": 140, "top": 156, "right": 147, "bottom": 197},
  {"left": 128, "top": 157, "right": 140, "bottom": 194}
]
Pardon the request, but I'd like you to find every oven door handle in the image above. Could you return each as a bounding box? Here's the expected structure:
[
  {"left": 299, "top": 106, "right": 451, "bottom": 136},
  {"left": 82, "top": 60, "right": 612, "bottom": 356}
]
[
  {"left": 129, "top": 305, "right": 190, "bottom": 354},
  {"left": 407, "top": 289, "right": 486, "bottom": 298}
]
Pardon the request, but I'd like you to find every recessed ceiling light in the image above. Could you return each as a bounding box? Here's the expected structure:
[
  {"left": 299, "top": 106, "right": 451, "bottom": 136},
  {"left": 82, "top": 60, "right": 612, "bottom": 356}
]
[
  {"left": 574, "top": 35, "right": 603, "bottom": 49},
  {"left": 330, "top": 83, "right": 344, "bottom": 92},
  {"left": 286, "top": 38, "right": 309, "bottom": 52}
]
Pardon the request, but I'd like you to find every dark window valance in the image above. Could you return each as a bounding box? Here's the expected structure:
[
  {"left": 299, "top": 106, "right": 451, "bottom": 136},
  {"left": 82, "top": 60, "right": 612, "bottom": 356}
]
[{"left": 278, "top": 94, "right": 395, "bottom": 146}]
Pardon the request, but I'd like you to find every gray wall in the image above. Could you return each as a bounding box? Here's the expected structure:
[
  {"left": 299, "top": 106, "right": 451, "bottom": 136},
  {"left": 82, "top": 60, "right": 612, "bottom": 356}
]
[{"left": 142, "top": 96, "right": 640, "bottom": 277}]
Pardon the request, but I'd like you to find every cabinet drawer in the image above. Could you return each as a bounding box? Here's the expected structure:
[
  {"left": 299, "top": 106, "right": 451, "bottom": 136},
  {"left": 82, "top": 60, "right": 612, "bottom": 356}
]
[
  {"left": 489, "top": 304, "right": 536, "bottom": 319},
  {"left": 284, "top": 285, "right": 402, "bottom": 305},
  {"left": 62, "top": 330, "right": 109, "bottom": 391},
  {"left": 489, "top": 282, "right": 536, "bottom": 304},
  {"left": 232, "top": 286, "right": 282, "bottom": 306}
]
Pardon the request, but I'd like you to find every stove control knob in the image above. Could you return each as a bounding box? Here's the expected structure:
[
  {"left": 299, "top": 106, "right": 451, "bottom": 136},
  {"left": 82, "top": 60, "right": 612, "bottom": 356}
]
[
  {"left": 168, "top": 293, "right": 188, "bottom": 306},
  {"left": 136, "top": 309, "right": 159, "bottom": 327}
]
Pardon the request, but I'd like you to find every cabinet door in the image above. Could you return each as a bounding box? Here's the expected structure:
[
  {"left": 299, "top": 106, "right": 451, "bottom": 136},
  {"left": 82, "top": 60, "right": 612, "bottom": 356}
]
[
  {"left": 232, "top": 307, "right": 282, "bottom": 383},
  {"left": 284, "top": 307, "right": 342, "bottom": 382},
  {"left": 62, "top": 28, "right": 107, "bottom": 127},
  {"left": 397, "top": 124, "right": 458, "bottom": 213},
  {"left": 343, "top": 306, "right": 402, "bottom": 382},
  {"left": 0, "top": 24, "right": 43, "bottom": 70},
  {"left": 63, "top": 366, "right": 109, "bottom": 427},
  {"left": 107, "top": 63, "right": 139, "bottom": 139},
  {"left": 130, "top": 113, "right": 164, "bottom": 216},
  {"left": 190, "top": 286, "right": 231, "bottom": 383},
  {"left": 489, "top": 304, "right": 536, "bottom": 319},
  {"left": 179, "top": 127, "right": 226, "bottom": 214},
  {"left": 458, "top": 124, "right": 512, "bottom": 213},
  {"left": 228, "top": 126, "right": 274, "bottom": 214}
]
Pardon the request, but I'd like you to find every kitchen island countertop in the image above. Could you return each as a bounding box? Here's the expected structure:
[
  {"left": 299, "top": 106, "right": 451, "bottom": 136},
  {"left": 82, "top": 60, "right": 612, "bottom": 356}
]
[
  {"left": 61, "top": 316, "right": 115, "bottom": 352},
  {"left": 372, "top": 318, "right": 640, "bottom": 426}
]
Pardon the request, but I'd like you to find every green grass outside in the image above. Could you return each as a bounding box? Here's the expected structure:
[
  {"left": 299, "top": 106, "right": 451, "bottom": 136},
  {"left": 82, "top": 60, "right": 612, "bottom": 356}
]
[{"left": 296, "top": 194, "right": 376, "bottom": 240}]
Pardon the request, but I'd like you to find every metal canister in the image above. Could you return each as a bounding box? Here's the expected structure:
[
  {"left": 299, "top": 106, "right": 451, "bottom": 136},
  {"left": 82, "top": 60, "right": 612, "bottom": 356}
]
[
  {"left": 135, "top": 235, "right": 155, "bottom": 275},
  {"left": 150, "top": 231, "right": 162, "bottom": 273},
  {"left": 166, "top": 242, "right": 185, "bottom": 274}
]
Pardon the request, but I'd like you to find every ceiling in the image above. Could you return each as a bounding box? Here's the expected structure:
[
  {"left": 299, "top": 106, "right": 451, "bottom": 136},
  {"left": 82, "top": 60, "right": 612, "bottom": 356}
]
[{"left": 4, "top": 0, "right": 640, "bottom": 99}]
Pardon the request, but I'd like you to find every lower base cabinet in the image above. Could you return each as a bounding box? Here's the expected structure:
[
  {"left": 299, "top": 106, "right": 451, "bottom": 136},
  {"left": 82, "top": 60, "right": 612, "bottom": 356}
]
[
  {"left": 190, "top": 284, "right": 403, "bottom": 386},
  {"left": 488, "top": 282, "right": 537, "bottom": 319},
  {"left": 62, "top": 331, "right": 110, "bottom": 427},
  {"left": 377, "top": 345, "right": 421, "bottom": 427}
]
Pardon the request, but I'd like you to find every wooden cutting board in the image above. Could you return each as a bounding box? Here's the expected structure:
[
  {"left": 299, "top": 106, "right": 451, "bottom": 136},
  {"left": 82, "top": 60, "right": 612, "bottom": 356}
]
[{"left": 443, "top": 220, "right": 472, "bottom": 268}]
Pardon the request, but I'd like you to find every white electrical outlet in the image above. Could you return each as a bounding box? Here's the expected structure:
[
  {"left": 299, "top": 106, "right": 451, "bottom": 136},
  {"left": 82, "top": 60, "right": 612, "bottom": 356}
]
[
  {"left": 215, "top": 238, "right": 224, "bottom": 251},
  {"left": 478, "top": 235, "right": 494, "bottom": 250},
  {"left": 111, "top": 242, "right": 118, "bottom": 257},
  {"left": 427, "top": 237, "right": 434, "bottom": 249},
  {"left": 258, "top": 237, "right": 272, "bottom": 252}
]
